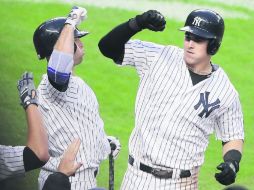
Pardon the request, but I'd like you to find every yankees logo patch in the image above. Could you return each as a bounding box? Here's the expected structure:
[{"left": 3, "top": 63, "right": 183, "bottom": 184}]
[
  {"left": 194, "top": 91, "right": 220, "bottom": 118},
  {"left": 192, "top": 16, "right": 205, "bottom": 27}
]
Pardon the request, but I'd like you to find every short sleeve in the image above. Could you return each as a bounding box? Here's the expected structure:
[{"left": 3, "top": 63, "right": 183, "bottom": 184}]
[
  {"left": 0, "top": 145, "right": 25, "bottom": 180},
  {"left": 121, "top": 40, "right": 164, "bottom": 77},
  {"left": 215, "top": 96, "right": 244, "bottom": 141}
]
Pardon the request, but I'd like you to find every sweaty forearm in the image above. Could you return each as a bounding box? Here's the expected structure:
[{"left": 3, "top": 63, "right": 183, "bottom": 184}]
[{"left": 98, "top": 20, "right": 139, "bottom": 63}]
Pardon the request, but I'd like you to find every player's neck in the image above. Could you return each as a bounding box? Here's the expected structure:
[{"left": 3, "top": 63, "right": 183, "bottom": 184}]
[{"left": 186, "top": 60, "right": 212, "bottom": 76}]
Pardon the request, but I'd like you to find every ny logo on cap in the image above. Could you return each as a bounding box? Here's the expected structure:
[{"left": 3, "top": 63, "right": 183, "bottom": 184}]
[
  {"left": 194, "top": 91, "right": 220, "bottom": 118},
  {"left": 192, "top": 16, "right": 205, "bottom": 27}
]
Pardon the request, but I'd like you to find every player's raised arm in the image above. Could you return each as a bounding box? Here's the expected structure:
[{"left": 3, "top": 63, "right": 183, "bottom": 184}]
[
  {"left": 33, "top": 6, "right": 88, "bottom": 92},
  {"left": 47, "top": 6, "right": 87, "bottom": 89},
  {"left": 98, "top": 10, "right": 166, "bottom": 63},
  {"left": 17, "top": 72, "right": 50, "bottom": 171}
]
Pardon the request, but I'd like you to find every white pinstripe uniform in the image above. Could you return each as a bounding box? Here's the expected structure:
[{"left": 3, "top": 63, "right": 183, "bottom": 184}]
[
  {"left": 120, "top": 40, "right": 244, "bottom": 190},
  {"left": 37, "top": 74, "right": 111, "bottom": 190},
  {"left": 0, "top": 145, "right": 25, "bottom": 180}
]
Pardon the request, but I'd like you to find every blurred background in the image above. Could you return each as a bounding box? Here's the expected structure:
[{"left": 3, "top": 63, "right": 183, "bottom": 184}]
[{"left": 0, "top": 0, "right": 253, "bottom": 189}]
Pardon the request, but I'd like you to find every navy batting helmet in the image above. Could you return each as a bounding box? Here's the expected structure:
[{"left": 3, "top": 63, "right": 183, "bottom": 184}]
[
  {"left": 180, "top": 9, "right": 224, "bottom": 55},
  {"left": 33, "top": 17, "right": 89, "bottom": 60}
]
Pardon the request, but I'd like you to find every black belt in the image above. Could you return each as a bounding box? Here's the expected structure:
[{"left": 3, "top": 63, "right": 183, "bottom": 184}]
[{"left": 128, "top": 155, "right": 191, "bottom": 179}]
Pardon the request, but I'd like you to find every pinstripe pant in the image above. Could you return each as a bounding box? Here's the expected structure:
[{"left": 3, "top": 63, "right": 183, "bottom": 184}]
[
  {"left": 38, "top": 168, "right": 97, "bottom": 190},
  {"left": 120, "top": 164, "right": 199, "bottom": 190}
]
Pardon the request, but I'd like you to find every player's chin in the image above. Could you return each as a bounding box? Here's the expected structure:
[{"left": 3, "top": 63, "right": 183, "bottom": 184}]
[{"left": 184, "top": 55, "right": 195, "bottom": 65}]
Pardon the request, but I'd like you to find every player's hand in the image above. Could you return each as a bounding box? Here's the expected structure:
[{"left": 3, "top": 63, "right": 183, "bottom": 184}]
[
  {"left": 135, "top": 10, "right": 166, "bottom": 31},
  {"left": 215, "top": 162, "right": 238, "bottom": 185},
  {"left": 65, "top": 6, "right": 87, "bottom": 28},
  {"left": 58, "top": 139, "right": 82, "bottom": 176},
  {"left": 107, "top": 136, "right": 121, "bottom": 159},
  {"left": 17, "top": 72, "right": 38, "bottom": 110}
]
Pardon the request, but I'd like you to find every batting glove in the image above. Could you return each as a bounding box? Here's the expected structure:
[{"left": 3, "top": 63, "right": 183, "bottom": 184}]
[
  {"left": 65, "top": 6, "right": 87, "bottom": 28},
  {"left": 107, "top": 136, "right": 121, "bottom": 159},
  {"left": 215, "top": 161, "right": 238, "bottom": 185},
  {"left": 131, "top": 10, "right": 166, "bottom": 32},
  {"left": 17, "top": 72, "right": 38, "bottom": 110}
]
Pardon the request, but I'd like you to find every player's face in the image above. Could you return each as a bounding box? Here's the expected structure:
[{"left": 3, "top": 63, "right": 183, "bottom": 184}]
[
  {"left": 74, "top": 38, "right": 84, "bottom": 66},
  {"left": 183, "top": 32, "right": 210, "bottom": 66}
]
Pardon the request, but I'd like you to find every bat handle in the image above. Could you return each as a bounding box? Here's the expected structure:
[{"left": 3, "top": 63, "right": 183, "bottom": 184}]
[{"left": 109, "top": 154, "right": 114, "bottom": 190}]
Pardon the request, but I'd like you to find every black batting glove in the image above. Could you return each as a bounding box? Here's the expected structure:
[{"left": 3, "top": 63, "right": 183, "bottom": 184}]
[
  {"left": 215, "top": 161, "right": 238, "bottom": 185},
  {"left": 17, "top": 72, "right": 38, "bottom": 110},
  {"left": 132, "top": 10, "right": 166, "bottom": 32}
]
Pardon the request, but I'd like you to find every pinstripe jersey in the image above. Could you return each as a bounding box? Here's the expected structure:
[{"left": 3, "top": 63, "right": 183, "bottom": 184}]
[
  {"left": 37, "top": 74, "right": 110, "bottom": 189},
  {"left": 0, "top": 145, "right": 25, "bottom": 180},
  {"left": 122, "top": 40, "right": 244, "bottom": 170}
]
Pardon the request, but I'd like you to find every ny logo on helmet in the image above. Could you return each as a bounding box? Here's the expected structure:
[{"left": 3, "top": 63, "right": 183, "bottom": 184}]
[{"left": 192, "top": 16, "right": 205, "bottom": 27}]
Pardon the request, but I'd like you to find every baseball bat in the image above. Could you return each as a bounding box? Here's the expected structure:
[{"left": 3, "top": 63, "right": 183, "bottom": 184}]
[{"left": 109, "top": 143, "right": 116, "bottom": 190}]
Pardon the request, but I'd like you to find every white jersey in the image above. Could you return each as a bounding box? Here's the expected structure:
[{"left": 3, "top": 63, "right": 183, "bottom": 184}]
[
  {"left": 0, "top": 145, "right": 25, "bottom": 180},
  {"left": 122, "top": 40, "right": 244, "bottom": 170},
  {"left": 37, "top": 74, "right": 110, "bottom": 189}
]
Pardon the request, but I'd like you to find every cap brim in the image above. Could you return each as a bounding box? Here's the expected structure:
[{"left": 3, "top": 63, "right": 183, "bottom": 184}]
[{"left": 179, "top": 26, "right": 215, "bottom": 39}]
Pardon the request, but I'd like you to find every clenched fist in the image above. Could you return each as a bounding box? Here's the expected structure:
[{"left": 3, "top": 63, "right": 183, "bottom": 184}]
[
  {"left": 132, "top": 10, "right": 166, "bottom": 32},
  {"left": 65, "top": 6, "right": 87, "bottom": 28}
]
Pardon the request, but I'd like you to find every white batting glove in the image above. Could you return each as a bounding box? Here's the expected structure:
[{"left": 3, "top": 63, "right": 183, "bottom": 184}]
[
  {"left": 107, "top": 136, "right": 121, "bottom": 159},
  {"left": 65, "top": 6, "right": 87, "bottom": 28}
]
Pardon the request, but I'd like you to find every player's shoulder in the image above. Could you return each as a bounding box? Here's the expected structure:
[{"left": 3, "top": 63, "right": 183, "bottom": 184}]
[
  {"left": 213, "top": 65, "right": 231, "bottom": 81},
  {"left": 212, "top": 65, "right": 239, "bottom": 93},
  {"left": 165, "top": 44, "right": 183, "bottom": 53}
]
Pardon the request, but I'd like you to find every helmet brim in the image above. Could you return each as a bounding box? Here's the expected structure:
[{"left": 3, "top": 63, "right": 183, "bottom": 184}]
[
  {"left": 179, "top": 26, "right": 216, "bottom": 39},
  {"left": 74, "top": 29, "right": 89, "bottom": 38}
]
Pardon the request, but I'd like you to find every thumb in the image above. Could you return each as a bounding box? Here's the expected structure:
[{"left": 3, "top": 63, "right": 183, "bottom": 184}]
[
  {"left": 216, "top": 163, "right": 224, "bottom": 171},
  {"left": 73, "top": 162, "right": 82, "bottom": 171}
]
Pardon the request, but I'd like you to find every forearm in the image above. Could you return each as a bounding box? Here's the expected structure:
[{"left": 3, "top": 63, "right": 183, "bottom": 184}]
[
  {"left": 98, "top": 10, "right": 165, "bottom": 63},
  {"left": 222, "top": 139, "right": 243, "bottom": 173},
  {"left": 26, "top": 105, "right": 49, "bottom": 162},
  {"left": 47, "top": 25, "right": 74, "bottom": 90},
  {"left": 223, "top": 139, "right": 243, "bottom": 155},
  {"left": 54, "top": 24, "right": 74, "bottom": 54},
  {"left": 98, "top": 20, "right": 139, "bottom": 63}
]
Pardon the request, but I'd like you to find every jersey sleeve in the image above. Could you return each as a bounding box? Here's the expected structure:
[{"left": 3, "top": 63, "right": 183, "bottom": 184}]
[
  {"left": 0, "top": 145, "right": 25, "bottom": 180},
  {"left": 121, "top": 40, "right": 164, "bottom": 77},
  {"left": 214, "top": 96, "right": 244, "bottom": 141},
  {"left": 42, "top": 156, "right": 61, "bottom": 173}
]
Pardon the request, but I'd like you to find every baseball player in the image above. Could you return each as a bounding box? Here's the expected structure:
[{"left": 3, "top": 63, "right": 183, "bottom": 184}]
[
  {"left": 33, "top": 6, "right": 121, "bottom": 190},
  {"left": 98, "top": 9, "right": 244, "bottom": 189},
  {"left": 0, "top": 72, "right": 49, "bottom": 181}
]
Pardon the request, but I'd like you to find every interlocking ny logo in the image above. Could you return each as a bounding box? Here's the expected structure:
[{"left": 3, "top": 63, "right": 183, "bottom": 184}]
[
  {"left": 194, "top": 91, "right": 220, "bottom": 118},
  {"left": 192, "top": 16, "right": 204, "bottom": 27}
]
